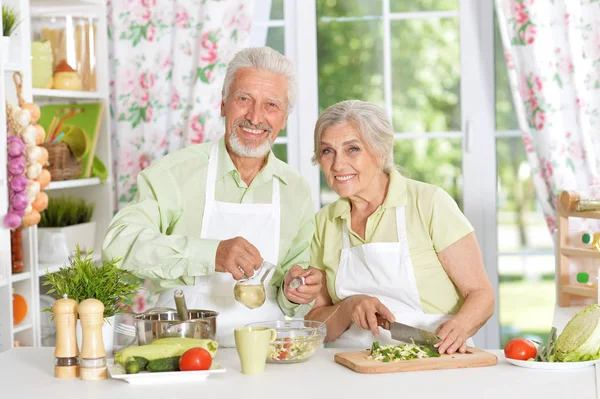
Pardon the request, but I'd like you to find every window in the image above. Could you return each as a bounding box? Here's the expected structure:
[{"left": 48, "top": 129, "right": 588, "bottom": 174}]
[
  {"left": 250, "top": 0, "right": 288, "bottom": 163},
  {"left": 316, "top": 1, "right": 462, "bottom": 208}
]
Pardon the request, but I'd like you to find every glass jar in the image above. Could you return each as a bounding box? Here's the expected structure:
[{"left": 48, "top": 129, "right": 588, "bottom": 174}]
[
  {"left": 31, "top": 13, "right": 98, "bottom": 91},
  {"left": 31, "top": 41, "right": 54, "bottom": 89}
]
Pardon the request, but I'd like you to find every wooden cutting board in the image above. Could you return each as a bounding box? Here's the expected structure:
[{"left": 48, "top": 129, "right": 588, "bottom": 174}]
[{"left": 334, "top": 347, "right": 498, "bottom": 374}]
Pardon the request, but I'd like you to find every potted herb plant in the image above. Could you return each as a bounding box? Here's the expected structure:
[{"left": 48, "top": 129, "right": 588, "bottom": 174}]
[
  {"left": 38, "top": 196, "right": 95, "bottom": 263},
  {"left": 2, "top": 5, "right": 21, "bottom": 65},
  {"left": 42, "top": 247, "right": 141, "bottom": 354}
]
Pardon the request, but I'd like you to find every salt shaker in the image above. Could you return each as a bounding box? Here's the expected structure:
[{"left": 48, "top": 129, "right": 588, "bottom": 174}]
[
  {"left": 53, "top": 295, "right": 79, "bottom": 378},
  {"left": 78, "top": 298, "right": 107, "bottom": 380}
]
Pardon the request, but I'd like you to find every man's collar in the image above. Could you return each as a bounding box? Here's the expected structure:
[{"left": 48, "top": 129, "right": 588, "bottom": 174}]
[
  {"left": 216, "top": 136, "right": 288, "bottom": 185},
  {"left": 331, "top": 169, "right": 407, "bottom": 219}
]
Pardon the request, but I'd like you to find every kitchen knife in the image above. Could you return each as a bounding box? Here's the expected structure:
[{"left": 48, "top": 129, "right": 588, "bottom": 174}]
[{"left": 376, "top": 316, "right": 442, "bottom": 346}]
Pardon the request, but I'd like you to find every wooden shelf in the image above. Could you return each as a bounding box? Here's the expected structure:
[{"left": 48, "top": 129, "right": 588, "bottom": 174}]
[
  {"left": 13, "top": 323, "right": 33, "bottom": 334},
  {"left": 31, "top": 88, "right": 107, "bottom": 100},
  {"left": 560, "top": 284, "right": 598, "bottom": 298},
  {"left": 11, "top": 272, "right": 31, "bottom": 283},
  {"left": 47, "top": 177, "right": 102, "bottom": 190},
  {"left": 4, "top": 63, "right": 21, "bottom": 72},
  {"left": 38, "top": 264, "right": 64, "bottom": 277},
  {"left": 559, "top": 208, "right": 600, "bottom": 220},
  {"left": 560, "top": 247, "right": 600, "bottom": 258}
]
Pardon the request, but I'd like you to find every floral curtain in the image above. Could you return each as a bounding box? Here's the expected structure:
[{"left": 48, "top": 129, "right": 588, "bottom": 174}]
[
  {"left": 107, "top": 0, "right": 255, "bottom": 312},
  {"left": 495, "top": 0, "right": 600, "bottom": 234}
]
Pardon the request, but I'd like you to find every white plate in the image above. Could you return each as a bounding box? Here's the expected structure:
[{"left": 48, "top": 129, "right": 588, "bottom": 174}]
[
  {"left": 505, "top": 357, "right": 600, "bottom": 370},
  {"left": 108, "top": 359, "right": 226, "bottom": 385}
]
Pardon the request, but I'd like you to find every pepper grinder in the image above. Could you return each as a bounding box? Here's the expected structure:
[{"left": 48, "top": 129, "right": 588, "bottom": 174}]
[
  {"left": 78, "top": 298, "right": 107, "bottom": 381},
  {"left": 53, "top": 295, "right": 79, "bottom": 378}
]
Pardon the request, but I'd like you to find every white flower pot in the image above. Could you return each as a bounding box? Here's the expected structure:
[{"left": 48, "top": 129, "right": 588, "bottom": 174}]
[
  {"left": 76, "top": 315, "right": 115, "bottom": 356},
  {"left": 38, "top": 221, "right": 97, "bottom": 263},
  {"left": 1, "top": 37, "right": 9, "bottom": 66}
]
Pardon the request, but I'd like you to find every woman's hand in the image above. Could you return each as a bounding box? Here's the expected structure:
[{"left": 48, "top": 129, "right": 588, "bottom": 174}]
[
  {"left": 344, "top": 295, "right": 395, "bottom": 335},
  {"left": 435, "top": 317, "right": 469, "bottom": 355},
  {"left": 283, "top": 266, "right": 323, "bottom": 304}
]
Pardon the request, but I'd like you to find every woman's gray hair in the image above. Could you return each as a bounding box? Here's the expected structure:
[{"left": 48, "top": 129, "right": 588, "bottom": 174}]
[
  {"left": 222, "top": 46, "right": 296, "bottom": 112},
  {"left": 312, "top": 100, "right": 395, "bottom": 173}
]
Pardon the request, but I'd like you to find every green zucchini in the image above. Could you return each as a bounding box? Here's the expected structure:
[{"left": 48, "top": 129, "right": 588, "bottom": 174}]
[
  {"left": 150, "top": 337, "right": 218, "bottom": 357},
  {"left": 114, "top": 344, "right": 188, "bottom": 365},
  {"left": 147, "top": 356, "right": 181, "bottom": 372}
]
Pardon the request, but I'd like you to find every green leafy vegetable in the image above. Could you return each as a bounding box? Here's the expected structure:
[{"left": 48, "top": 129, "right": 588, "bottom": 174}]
[
  {"left": 368, "top": 341, "right": 440, "bottom": 362},
  {"left": 534, "top": 327, "right": 557, "bottom": 362},
  {"left": 554, "top": 304, "right": 600, "bottom": 362}
]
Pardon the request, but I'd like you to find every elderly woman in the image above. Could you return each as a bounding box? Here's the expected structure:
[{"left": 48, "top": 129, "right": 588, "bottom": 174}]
[{"left": 306, "top": 100, "right": 495, "bottom": 355}]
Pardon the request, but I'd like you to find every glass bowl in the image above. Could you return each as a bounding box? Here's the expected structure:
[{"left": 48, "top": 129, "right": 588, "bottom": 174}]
[{"left": 245, "top": 320, "right": 326, "bottom": 363}]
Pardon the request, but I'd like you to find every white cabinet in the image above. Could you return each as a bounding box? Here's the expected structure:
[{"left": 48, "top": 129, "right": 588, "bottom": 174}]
[{"left": 0, "top": 0, "right": 112, "bottom": 352}]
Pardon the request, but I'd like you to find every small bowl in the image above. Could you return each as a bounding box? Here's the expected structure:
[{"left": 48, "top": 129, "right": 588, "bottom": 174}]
[{"left": 245, "top": 320, "right": 326, "bottom": 363}]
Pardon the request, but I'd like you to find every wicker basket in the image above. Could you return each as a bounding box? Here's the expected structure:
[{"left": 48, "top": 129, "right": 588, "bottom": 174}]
[{"left": 41, "top": 142, "right": 82, "bottom": 181}]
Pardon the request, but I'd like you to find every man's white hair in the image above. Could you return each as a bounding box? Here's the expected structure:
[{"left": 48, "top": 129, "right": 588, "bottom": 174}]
[
  {"left": 222, "top": 46, "right": 297, "bottom": 112},
  {"left": 312, "top": 100, "right": 396, "bottom": 174}
]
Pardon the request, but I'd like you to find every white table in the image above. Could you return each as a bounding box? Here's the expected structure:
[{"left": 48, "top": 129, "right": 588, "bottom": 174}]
[{"left": 0, "top": 348, "right": 597, "bottom": 399}]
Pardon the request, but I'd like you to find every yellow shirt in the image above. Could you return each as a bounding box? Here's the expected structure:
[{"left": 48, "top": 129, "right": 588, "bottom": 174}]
[{"left": 310, "top": 169, "right": 473, "bottom": 315}]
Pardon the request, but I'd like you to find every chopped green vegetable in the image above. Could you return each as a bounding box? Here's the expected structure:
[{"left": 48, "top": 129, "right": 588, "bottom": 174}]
[
  {"left": 368, "top": 341, "right": 441, "bottom": 362},
  {"left": 267, "top": 337, "right": 320, "bottom": 362}
]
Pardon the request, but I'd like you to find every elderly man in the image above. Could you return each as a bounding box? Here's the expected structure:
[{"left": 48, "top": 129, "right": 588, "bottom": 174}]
[{"left": 102, "top": 47, "right": 322, "bottom": 347}]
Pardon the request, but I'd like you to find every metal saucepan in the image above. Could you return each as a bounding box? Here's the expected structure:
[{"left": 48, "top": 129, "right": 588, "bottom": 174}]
[{"left": 133, "top": 308, "right": 219, "bottom": 345}]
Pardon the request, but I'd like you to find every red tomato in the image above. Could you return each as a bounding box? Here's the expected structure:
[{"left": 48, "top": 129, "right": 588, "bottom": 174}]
[
  {"left": 504, "top": 338, "right": 537, "bottom": 360},
  {"left": 179, "top": 348, "right": 213, "bottom": 371}
]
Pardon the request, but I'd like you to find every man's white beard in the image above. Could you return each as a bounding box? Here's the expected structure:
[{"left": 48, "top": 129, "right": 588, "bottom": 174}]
[{"left": 229, "top": 128, "right": 273, "bottom": 158}]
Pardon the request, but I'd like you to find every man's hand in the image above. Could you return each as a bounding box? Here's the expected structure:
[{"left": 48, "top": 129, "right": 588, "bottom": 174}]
[
  {"left": 283, "top": 265, "right": 322, "bottom": 304},
  {"left": 215, "top": 237, "right": 263, "bottom": 280},
  {"left": 344, "top": 295, "right": 395, "bottom": 336}
]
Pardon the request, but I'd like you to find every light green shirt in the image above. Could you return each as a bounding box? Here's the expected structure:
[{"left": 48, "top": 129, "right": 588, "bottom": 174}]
[
  {"left": 310, "top": 169, "right": 474, "bottom": 315},
  {"left": 102, "top": 137, "right": 315, "bottom": 318}
]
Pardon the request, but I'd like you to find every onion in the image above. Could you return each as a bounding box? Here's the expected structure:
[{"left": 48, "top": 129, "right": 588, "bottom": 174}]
[
  {"left": 35, "top": 168, "right": 51, "bottom": 190},
  {"left": 9, "top": 205, "right": 26, "bottom": 218},
  {"left": 3, "top": 213, "right": 22, "bottom": 229},
  {"left": 24, "top": 204, "right": 32, "bottom": 215},
  {"left": 9, "top": 174, "right": 28, "bottom": 192},
  {"left": 34, "top": 125, "right": 45, "bottom": 145},
  {"left": 21, "top": 103, "right": 41, "bottom": 123},
  {"left": 26, "top": 145, "right": 41, "bottom": 162},
  {"left": 7, "top": 137, "right": 25, "bottom": 157},
  {"left": 21, "top": 209, "right": 41, "bottom": 227},
  {"left": 22, "top": 125, "right": 37, "bottom": 146},
  {"left": 10, "top": 191, "right": 29, "bottom": 211},
  {"left": 8, "top": 157, "right": 26, "bottom": 175},
  {"left": 32, "top": 192, "right": 48, "bottom": 212},
  {"left": 37, "top": 146, "right": 49, "bottom": 166},
  {"left": 15, "top": 109, "right": 31, "bottom": 127},
  {"left": 26, "top": 181, "right": 40, "bottom": 200},
  {"left": 26, "top": 163, "right": 42, "bottom": 179}
]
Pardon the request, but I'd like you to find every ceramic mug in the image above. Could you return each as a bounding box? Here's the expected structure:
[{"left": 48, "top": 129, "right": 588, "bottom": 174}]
[{"left": 234, "top": 326, "right": 277, "bottom": 375}]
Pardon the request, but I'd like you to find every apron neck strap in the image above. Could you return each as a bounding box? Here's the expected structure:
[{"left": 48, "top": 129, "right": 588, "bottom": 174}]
[{"left": 205, "top": 142, "right": 220, "bottom": 201}]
